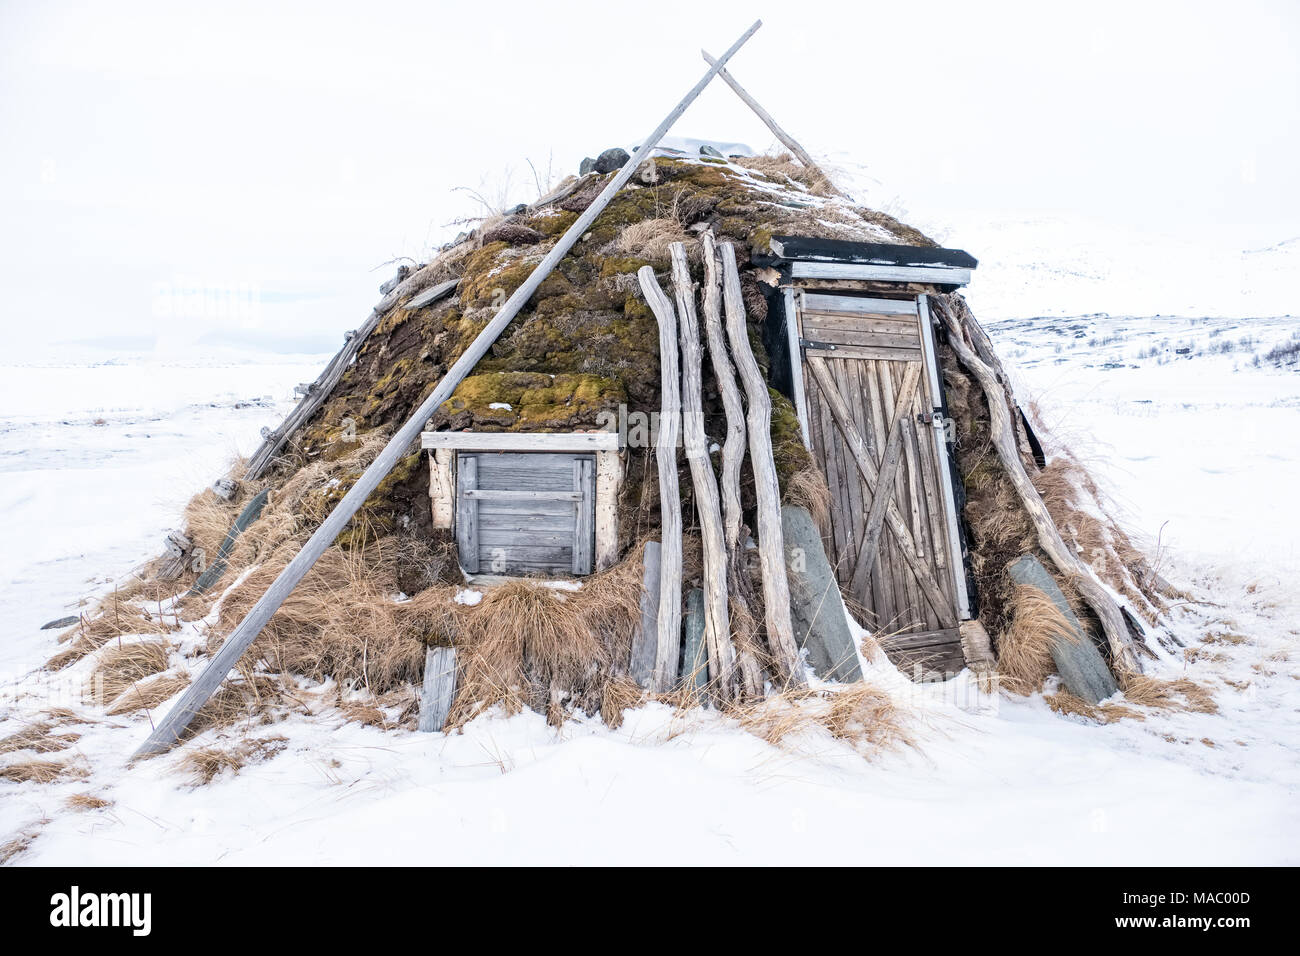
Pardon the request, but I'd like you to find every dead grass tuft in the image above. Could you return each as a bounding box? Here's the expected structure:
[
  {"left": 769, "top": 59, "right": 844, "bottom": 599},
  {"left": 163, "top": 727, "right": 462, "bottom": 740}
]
[
  {"left": 449, "top": 554, "right": 644, "bottom": 728},
  {"left": 996, "top": 582, "right": 1081, "bottom": 693},
  {"left": 614, "top": 217, "right": 693, "bottom": 266},
  {"left": 86, "top": 639, "right": 171, "bottom": 704},
  {"left": 1121, "top": 675, "right": 1218, "bottom": 714},
  {"left": 217, "top": 539, "right": 434, "bottom": 696},
  {"left": 64, "top": 793, "right": 113, "bottom": 812},
  {"left": 106, "top": 673, "right": 191, "bottom": 716},
  {"left": 733, "top": 153, "right": 835, "bottom": 197},
  {"left": 734, "top": 684, "right": 910, "bottom": 758},
  {"left": 1045, "top": 690, "right": 1143, "bottom": 723},
  {"left": 177, "top": 735, "right": 287, "bottom": 786},
  {"left": 0, "top": 759, "right": 84, "bottom": 784},
  {"left": 0, "top": 723, "right": 79, "bottom": 755},
  {"left": 782, "top": 463, "right": 832, "bottom": 534}
]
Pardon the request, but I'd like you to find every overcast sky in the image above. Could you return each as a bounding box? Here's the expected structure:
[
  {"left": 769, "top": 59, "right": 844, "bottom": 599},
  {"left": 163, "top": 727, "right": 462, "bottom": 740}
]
[{"left": 1, "top": 0, "right": 1297, "bottom": 354}]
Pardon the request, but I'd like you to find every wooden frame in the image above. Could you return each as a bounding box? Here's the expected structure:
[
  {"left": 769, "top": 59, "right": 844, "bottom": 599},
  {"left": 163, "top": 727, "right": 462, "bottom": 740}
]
[
  {"left": 791, "top": 261, "right": 973, "bottom": 286},
  {"left": 423, "top": 430, "right": 624, "bottom": 575},
  {"left": 917, "top": 295, "right": 972, "bottom": 619}
]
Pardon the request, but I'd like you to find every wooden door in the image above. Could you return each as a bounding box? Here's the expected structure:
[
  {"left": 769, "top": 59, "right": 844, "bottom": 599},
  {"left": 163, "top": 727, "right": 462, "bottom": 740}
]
[
  {"left": 456, "top": 452, "right": 596, "bottom": 577},
  {"left": 793, "top": 292, "right": 968, "bottom": 676}
]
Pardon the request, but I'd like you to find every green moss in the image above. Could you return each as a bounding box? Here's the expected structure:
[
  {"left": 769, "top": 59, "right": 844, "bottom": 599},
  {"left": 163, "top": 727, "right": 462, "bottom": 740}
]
[
  {"left": 770, "top": 390, "right": 815, "bottom": 489},
  {"left": 436, "top": 371, "right": 626, "bottom": 431},
  {"left": 523, "top": 208, "right": 578, "bottom": 237}
]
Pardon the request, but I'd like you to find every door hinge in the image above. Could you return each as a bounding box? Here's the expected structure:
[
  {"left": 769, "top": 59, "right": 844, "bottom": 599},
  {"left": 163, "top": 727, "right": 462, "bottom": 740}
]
[{"left": 799, "top": 337, "right": 838, "bottom": 352}]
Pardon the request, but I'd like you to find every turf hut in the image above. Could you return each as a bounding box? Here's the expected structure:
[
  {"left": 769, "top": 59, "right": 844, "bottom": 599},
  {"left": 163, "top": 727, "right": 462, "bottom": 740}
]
[{"left": 53, "top": 27, "right": 1170, "bottom": 757}]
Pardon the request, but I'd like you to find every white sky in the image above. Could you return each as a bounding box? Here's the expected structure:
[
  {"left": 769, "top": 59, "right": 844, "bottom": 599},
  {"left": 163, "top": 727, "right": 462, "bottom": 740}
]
[{"left": 1, "top": 0, "right": 1297, "bottom": 353}]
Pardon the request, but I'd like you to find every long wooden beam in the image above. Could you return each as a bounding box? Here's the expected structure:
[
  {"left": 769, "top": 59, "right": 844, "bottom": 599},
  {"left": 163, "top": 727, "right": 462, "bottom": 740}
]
[
  {"left": 133, "top": 20, "right": 764, "bottom": 758},
  {"left": 720, "top": 242, "right": 805, "bottom": 689},
  {"left": 701, "top": 51, "right": 840, "bottom": 196}
]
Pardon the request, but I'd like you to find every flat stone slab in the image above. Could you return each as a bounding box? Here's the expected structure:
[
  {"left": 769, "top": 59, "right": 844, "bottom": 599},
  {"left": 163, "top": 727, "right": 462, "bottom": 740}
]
[
  {"left": 781, "top": 505, "right": 863, "bottom": 683},
  {"left": 1007, "top": 555, "right": 1119, "bottom": 704}
]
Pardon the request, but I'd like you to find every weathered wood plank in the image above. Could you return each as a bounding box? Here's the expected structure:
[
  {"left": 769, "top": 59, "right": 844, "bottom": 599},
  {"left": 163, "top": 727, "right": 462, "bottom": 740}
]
[
  {"left": 917, "top": 294, "right": 970, "bottom": 617},
  {"left": 671, "top": 242, "right": 737, "bottom": 700},
  {"left": 404, "top": 278, "right": 460, "bottom": 311},
  {"left": 637, "top": 266, "right": 683, "bottom": 693},
  {"left": 801, "top": 343, "right": 923, "bottom": 363},
  {"left": 455, "top": 456, "right": 480, "bottom": 574},
  {"left": 187, "top": 490, "right": 271, "bottom": 597},
  {"left": 429, "top": 449, "right": 455, "bottom": 530},
  {"left": 628, "top": 541, "right": 662, "bottom": 688},
  {"left": 594, "top": 450, "right": 621, "bottom": 571},
  {"left": 572, "top": 457, "right": 595, "bottom": 575},
  {"left": 799, "top": 326, "right": 921, "bottom": 350},
  {"left": 420, "top": 431, "right": 621, "bottom": 452},
  {"left": 700, "top": 231, "right": 749, "bottom": 555},
  {"left": 791, "top": 261, "right": 973, "bottom": 285},
  {"left": 801, "top": 294, "right": 919, "bottom": 316},
  {"left": 720, "top": 243, "right": 804, "bottom": 689},
  {"left": 418, "top": 646, "right": 457, "bottom": 733},
  {"left": 463, "top": 489, "right": 584, "bottom": 502}
]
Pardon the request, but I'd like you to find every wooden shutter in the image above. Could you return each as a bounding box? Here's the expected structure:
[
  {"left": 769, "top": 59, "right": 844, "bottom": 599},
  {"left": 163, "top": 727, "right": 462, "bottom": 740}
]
[{"left": 455, "top": 452, "right": 596, "bottom": 576}]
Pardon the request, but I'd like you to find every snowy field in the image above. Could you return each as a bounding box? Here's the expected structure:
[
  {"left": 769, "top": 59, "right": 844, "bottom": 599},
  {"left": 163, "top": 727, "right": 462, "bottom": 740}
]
[{"left": 1, "top": 316, "right": 1298, "bottom": 866}]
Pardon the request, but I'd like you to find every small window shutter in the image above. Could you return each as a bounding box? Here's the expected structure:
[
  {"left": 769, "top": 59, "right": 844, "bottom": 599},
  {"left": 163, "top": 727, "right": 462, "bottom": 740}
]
[
  {"left": 571, "top": 457, "right": 595, "bottom": 575},
  {"left": 455, "top": 454, "right": 480, "bottom": 573}
]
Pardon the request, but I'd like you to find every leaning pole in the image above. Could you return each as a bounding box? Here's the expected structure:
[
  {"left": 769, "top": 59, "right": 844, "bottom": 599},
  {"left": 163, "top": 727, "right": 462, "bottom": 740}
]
[{"left": 134, "top": 20, "right": 764, "bottom": 758}]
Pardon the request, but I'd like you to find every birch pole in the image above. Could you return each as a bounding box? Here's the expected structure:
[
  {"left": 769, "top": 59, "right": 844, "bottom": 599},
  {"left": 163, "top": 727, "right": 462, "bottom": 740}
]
[
  {"left": 669, "top": 244, "right": 738, "bottom": 700},
  {"left": 701, "top": 51, "right": 841, "bottom": 196},
  {"left": 699, "top": 232, "right": 747, "bottom": 554},
  {"left": 719, "top": 243, "right": 805, "bottom": 689},
  {"left": 134, "top": 20, "right": 764, "bottom": 758},
  {"left": 637, "top": 267, "right": 683, "bottom": 692},
  {"left": 933, "top": 297, "right": 1142, "bottom": 674}
]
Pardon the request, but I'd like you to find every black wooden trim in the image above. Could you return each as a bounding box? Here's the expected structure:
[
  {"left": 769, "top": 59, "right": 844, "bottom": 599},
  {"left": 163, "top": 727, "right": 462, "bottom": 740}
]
[{"left": 770, "top": 235, "right": 978, "bottom": 270}]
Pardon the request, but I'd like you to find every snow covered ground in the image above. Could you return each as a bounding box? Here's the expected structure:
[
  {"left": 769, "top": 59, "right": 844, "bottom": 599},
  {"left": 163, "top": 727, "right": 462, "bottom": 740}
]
[{"left": 1, "top": 315, "right": 1298, "bottom": 865}]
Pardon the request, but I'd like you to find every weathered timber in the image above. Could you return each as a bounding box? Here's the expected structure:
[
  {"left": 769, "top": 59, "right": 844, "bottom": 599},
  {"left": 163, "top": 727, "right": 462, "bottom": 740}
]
[
  {"left": 188, "top": 489, "right": 270, "bottom": 597},
  {"left": 670, "top": 243, "right": 737, "bottom": 699},
  {"left": 155, "top": 530, "right": 193, "bottom": 582},
  {"left": 700, "top": 51, "right": 841, "bottom": 196},
  {"left": 720, "top": 242, "right": 804, "bottom": 689},
  {"left": 933, "top": 296, "right": 1141, "bottom": 673},
  {"left": 699, "top": 232, "right": 748, "bottom": 555},
  {"left": 629, "top": 541, "right": 662, "bottom": 688},
  {"left": 417, "top": 646, "right": 457, "bottom": 732},
  {"left": 638, "top": 266, "right": 684, "bottom": 692},
  {"left": 134, "top": 23, "right": 762, "bottom": 758}
]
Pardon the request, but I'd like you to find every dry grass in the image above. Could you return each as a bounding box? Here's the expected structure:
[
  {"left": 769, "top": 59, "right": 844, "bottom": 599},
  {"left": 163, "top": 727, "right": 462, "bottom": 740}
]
[
  {"left": 106, "top": 673, "right": 191, "bottom": 716},
  {"left": 0, "top": 723, "right": 79, "bottom": 755},
  {"left": 614, "top": 217, "right": 692, "bottom": 266},
  {"left": 1121, "top": 675, "right": 1218, "bottom": 714},
  {"left": 734, "top": 684, "right": 910, "bottom": 758},
  {"left": 733, "top": 153, "right": 836, "bottom": 197},
  {"left": 0, "top": 759, "right": 84, "bottom": 784},
  {"left": 1032, "top": 454, "right": 1165, "bottom": 617},
  {"left": 996, "top": 582, "right": 1082, "bottom": 693},
  {"left": 177, "top": 735, "right": 287, "bottom": 786},
  {"left": 64, "top": 793, "right": 113, "bottom": 812},
  {"left": 216, "top": 538, "right": 434, "bottom": 696},
  {"left": 782, "top": 463, "right": 832, "bottom": 534},
  {"left": 86, "top": 639, "right": 171, "bottom": 704},
  {"left": 1045, "top": 690, "right": 1143, "bottom": 723},
  {"left": 449, "top": 556, "right": 643, "bottom": 728}
]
